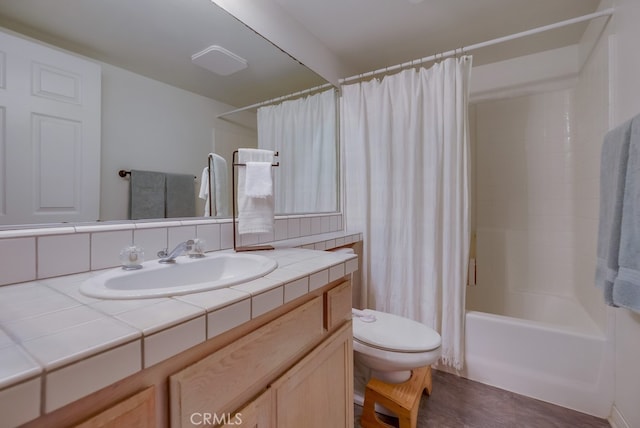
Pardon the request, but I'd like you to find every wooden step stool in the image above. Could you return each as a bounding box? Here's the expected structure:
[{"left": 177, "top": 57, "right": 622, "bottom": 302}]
[{"left": 360, "top": 365, "right": 432, "bottom": 428}]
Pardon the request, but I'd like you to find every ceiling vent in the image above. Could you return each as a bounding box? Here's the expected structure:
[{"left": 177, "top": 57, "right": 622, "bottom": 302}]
[{"left": 191, "top": 45, "right": 248, "bottom": 76}]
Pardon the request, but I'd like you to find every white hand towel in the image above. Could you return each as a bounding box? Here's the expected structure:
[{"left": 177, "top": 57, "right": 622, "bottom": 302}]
[
  {"left": 199, "top": 154, "right": 229, "bottom": 217},
  {"left": 199, "top": 166, "right": 210, "bottom": 216},
  {"left": 237, "top": 149, "right": 275, "bottom": 234},
  {"left": 244, "top": 161, "right": 273, "bottom": 198}
]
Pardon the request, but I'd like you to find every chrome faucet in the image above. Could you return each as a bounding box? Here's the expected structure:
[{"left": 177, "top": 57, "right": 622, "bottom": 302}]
[{"left": 157, "top": 240, "right": 194, "bottom": 263}]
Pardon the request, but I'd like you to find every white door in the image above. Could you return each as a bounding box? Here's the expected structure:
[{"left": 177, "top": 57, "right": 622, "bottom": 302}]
[{"left": 0, "top": 29, "right": 101, "bottom": 225}]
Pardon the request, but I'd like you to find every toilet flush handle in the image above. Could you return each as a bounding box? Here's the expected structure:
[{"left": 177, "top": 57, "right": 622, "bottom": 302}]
[{"left": 352, "top": 308, "right": 376, "bottom": 323}]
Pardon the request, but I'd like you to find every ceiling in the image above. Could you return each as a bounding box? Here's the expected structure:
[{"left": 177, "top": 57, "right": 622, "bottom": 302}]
[
  {"left": 0, "top": 0, "right": 602, "bottom": 108},
  {"left": 273, "top": 0, "right": 602, "bottom": 74}
]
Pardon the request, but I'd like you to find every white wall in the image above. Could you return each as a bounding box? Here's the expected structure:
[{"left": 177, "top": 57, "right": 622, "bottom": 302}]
[
  {"left": 610, "top": 0, "right": 640, "bottom": 426},
  {"left": 100, "top": 63, "right": 256, "bottom": 221}
]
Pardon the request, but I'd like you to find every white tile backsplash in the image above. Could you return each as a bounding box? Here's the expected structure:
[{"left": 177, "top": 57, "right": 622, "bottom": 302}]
[
  {"left": 0, "top": 237, "right": 36, "bottom": 286},
  {"left": 133, "top": 228, "right": 167, "bottom": 261},
  {"left": 37, "top": 233, "right": 90, "bottom": 278},
  {"left": 196, "top": 223, "right": 221, "bottom": 252},
  {"left": 168, "top": 226, "right": 197, "bottom": 249},
  {"left": 287, "top": 218, "right": 301, "bottom": 239},
  {"left": 311, "top": 217, "right": 323, "bottom": 235},
  {"left": 274, "top": 219, "right": 288, "bottom": 241},
  {"left": 300, "top": 218, "right": 311, "bottom": 236},
  {"left": 220, "top": 222, "right": 234, "bottom": 249},
  {"left": 0, "top": 214, "right": 349, "bottom": 289},
  {"left": 91, "top": 230, "right": 133, "bottom": 270}
]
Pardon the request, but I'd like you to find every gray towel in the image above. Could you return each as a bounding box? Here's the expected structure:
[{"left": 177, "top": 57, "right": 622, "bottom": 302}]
[
  {"left": 612, "top": 115, "right": 640, "bottom": 313},
  {"left": 165, "top": 173, "right": 195, "bottom": 218},
  {"left": 595, "top": 118, "right": 633, "bottom": 305},
  {"left": 129, "top": 170, "right": 166, "bottom": 219}
]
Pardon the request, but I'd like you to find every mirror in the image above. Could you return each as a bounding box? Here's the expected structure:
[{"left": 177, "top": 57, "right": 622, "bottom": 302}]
[{"left": 0, "top": 0, "right": 337, "bottom": 227}]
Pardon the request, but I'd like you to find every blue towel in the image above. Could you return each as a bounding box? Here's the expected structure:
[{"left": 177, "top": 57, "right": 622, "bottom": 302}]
[
  {"left": 612, "top": 115, "right": 640, "bottom": 313},
  {"left": 595, "top": 118, "right": 633, "bottom": 305}
]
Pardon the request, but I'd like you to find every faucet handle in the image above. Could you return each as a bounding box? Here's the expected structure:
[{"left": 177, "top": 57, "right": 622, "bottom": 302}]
[
  {"left": 157, "top": 248, "right": 168, "bottom": 258},
  {"left": 188, "top": 239, "right": 206, "bottom": 258}
]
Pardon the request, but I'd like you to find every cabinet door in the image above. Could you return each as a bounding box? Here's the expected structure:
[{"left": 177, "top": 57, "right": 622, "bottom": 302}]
[
  {"left": 221, "top": 388, "right": 274, "bottom": 428},
  {"left": 170, "top": 297, "right": 324, "bottom": 427},
  {"left": 272, "top": 322, "right": 353, "bottom": 428},
  {"left": 74, "top": 386, "right": 155, "bottom": 428}
]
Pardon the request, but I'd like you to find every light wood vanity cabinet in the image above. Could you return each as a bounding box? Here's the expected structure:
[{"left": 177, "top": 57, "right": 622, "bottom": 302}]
[
  {"left": 170, "top": 279, "right": 354, "bottom": 428},
  {"left": 73, "top": 387, "right": 156, "bottom": 428},
  {"left": 272, "top": 322, "right": 353, "bottom": 428}
]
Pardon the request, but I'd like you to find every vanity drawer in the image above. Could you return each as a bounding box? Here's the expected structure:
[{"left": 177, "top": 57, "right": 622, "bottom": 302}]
[
  {"left": 325, "top": 280, "right": 352, "bottom": 331},
  {"left": 169, "top": 296, "right": 324, "bottom": 427}
]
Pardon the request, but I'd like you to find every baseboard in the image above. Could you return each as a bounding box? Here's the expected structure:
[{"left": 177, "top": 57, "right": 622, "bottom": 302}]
[{"left": 609, "top": 405, "right": 630, "bottom": 428}]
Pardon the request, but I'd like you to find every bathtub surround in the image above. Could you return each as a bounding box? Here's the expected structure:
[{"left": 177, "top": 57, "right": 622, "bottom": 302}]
[
  {"left": 342, "top": 56, "right": 472, "bottom": 369},
  {"left": 464, "top": 11, "right": 614, "bottom": 416}
]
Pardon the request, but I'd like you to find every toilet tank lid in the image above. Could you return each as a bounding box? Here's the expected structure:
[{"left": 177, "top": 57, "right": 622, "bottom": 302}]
[{"left": 353, "top": 309, "right": 441, "bottom": 352}]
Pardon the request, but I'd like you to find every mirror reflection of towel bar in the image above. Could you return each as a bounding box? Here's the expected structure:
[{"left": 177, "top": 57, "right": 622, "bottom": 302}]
[
  {"left": 118, "top": 169, "right": 197, "bottom": 180},
  {"left": 232, "top": 151, "right": 279, "bottom": 167},
  {"left": 231, "top": 150, "right": 280, "bottom": 252}
]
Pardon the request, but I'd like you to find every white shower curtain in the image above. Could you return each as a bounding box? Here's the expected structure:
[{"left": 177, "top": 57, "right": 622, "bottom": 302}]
[
  {"left": 258, "top": 89, "right": 337, "bottom": 214},
  {"left": 342, "top": 57, "right": 472, "bottom": 369}
]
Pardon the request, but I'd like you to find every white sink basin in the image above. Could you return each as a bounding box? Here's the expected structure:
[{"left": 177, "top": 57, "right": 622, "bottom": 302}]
[{"left": 80, "top": 253, "right": 278, "bottom": 299}]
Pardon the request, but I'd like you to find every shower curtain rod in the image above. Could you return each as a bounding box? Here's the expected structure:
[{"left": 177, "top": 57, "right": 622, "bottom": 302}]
[
  {"left": 340, "top": 8, "right": 614, "bottom": 84},
  {"left": 216, "top": 82, "right": 334, "bottom": 118}
]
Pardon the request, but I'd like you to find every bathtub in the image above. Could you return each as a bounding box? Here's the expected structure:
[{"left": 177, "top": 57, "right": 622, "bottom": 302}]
[{"left": 458, "top": 291, "right": 613, "bottom": 417}]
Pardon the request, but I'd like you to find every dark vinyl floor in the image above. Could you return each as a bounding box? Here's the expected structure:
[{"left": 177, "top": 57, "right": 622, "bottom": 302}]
[{"left": 354, "top": 370, "right": 610, "bottom": 428}]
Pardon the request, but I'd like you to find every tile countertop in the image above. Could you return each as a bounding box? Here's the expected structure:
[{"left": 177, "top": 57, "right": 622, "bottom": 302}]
[{"left": 0, "top": 235, "right": 359, "bottom": 425}]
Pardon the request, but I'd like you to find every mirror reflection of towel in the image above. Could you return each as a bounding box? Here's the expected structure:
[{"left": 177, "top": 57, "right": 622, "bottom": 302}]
[
  {"left": 199, "top": 154, "right": 228, "bottom": 217},
  {"left": 129, "top": 170, "right": 165, "bottom": 219},
  {"left": 165, "top": 173, "right": 196, "bottom": 218}
]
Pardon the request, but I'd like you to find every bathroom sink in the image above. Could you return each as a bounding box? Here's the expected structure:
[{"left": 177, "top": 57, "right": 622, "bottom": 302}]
[{"left": 80, "top": 253, "right": 278, "bottom": 299}]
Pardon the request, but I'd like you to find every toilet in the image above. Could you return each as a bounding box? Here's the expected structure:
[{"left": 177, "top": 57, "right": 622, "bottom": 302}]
[
  {"left": 352, "top": 307, "right": 442, "bottom": 413},
  {"left": 331, "top": 248, "right": 442, "bottom": 412},
  {"left": 353, "top": 308, "right": 441, "bottom": 383}
]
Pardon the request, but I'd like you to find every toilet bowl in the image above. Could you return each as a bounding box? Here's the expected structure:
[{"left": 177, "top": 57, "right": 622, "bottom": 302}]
[
  {"left": 352, "top": 308, "right": 442, "bottom": 384},
  {"left": 330, "top": 247, "right": 442, "bottom": 411}
]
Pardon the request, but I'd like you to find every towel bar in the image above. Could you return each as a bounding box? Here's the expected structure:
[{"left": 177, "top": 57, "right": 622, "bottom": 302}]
[{"left": 231, "top": 150, "right": 279, "bottom": 252}]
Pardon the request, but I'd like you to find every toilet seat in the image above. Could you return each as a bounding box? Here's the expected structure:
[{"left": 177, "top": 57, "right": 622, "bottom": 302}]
[{"left": 353, "top": 309, "right": 441, "bottom": 353}]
